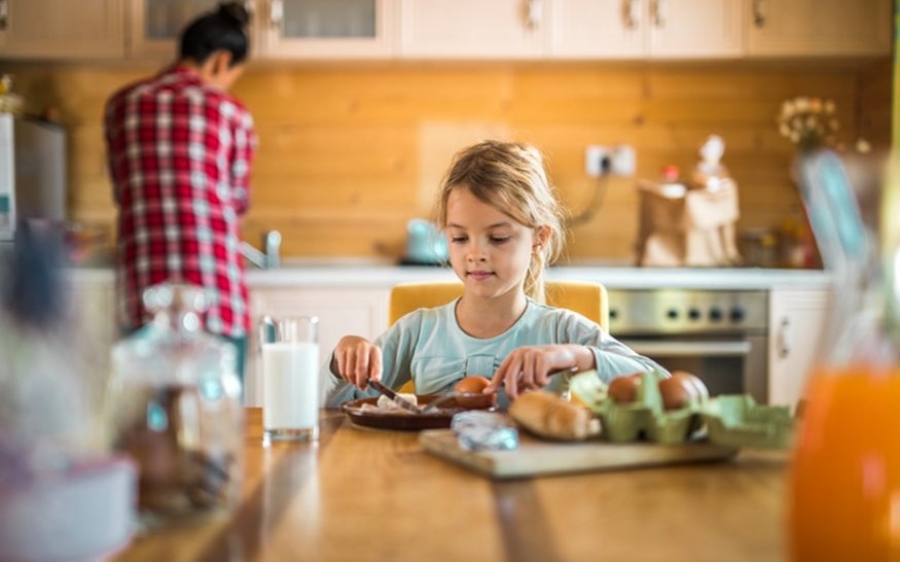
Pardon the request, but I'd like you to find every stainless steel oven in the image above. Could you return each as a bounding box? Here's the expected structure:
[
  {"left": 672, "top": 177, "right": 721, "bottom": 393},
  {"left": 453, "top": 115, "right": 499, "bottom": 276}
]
[{"left": 607, "top": 289, "right": 769, "bottom": 404}]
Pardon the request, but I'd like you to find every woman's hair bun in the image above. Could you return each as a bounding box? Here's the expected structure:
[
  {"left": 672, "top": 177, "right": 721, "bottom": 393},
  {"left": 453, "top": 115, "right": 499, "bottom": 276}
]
[{"left": 217, "top": 1, "right": 251, "bottom": 27}]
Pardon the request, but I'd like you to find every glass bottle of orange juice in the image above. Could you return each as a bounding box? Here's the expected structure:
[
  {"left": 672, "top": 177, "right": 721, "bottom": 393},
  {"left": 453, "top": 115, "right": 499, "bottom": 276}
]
[{"left": 789, "top": 150, "right": 900, "bottom": 561}]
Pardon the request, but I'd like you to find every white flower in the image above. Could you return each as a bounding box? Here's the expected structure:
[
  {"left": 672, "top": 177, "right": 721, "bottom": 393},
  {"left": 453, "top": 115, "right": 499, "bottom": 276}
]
[{"left": 777, "top": 96, "right": 840, "bottom": 149}]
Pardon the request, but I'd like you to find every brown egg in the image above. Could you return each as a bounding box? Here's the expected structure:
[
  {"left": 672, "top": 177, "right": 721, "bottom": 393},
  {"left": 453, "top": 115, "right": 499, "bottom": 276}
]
[
  {"left": 608, "top": 372, "right": 643, "bottom": 404},
  {"left": 454, "top": 375, "right": 491, "bottom": 394},
  {"left": 453, "top": 376, "right": 495, "bottom": 409},
  {"left": 659, "top": 371, "right": 709, "bottom": 410},
  {"left": 672, "top": 371, "right": 709, "bottom": 401}
]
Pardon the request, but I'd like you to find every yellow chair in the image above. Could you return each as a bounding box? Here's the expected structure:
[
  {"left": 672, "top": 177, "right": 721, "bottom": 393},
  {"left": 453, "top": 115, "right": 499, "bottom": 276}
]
[
  {"left": 390, "top": 280, "right": 609, "bottom": 393},
  {"left": 389, "top": 280, "right": 609, "bottom": 330}
]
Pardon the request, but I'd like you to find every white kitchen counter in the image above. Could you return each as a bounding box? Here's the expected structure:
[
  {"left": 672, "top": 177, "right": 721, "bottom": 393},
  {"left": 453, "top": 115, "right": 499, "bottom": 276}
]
[{"left": 67, "top": 263, "right": 833, "bottom": 291}]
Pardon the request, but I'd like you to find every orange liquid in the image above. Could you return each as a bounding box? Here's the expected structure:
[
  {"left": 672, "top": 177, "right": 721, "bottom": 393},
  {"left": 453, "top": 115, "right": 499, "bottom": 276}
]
[{"left": 790, "top": 366, "right": 900, "bottom": 561}]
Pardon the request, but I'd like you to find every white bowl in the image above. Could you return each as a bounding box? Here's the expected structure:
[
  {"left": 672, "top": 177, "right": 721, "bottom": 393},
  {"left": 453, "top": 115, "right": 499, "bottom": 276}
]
[{"left": 0, "top": 456, "right": 137, "bottom": 562}]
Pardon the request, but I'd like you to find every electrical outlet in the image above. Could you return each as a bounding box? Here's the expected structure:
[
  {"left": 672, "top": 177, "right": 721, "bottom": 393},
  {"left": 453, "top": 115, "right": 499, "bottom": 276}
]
[
  {"left": 585, "top": 144, "right": 636, "bottom": 177},
  {"left": 585, "top": 146, "right": 610, "bottom": 177}
]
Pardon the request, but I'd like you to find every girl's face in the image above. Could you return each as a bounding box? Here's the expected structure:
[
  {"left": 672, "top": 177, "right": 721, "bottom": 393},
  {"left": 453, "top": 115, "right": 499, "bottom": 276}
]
[{"left": 444, "top": 186, "right": 546, "bottom": 300}]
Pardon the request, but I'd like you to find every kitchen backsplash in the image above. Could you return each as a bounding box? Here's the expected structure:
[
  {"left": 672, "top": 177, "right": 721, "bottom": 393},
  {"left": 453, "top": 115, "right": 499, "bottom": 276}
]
[{"left": 1, "top": 60, "right": 891, "bottom": 263}]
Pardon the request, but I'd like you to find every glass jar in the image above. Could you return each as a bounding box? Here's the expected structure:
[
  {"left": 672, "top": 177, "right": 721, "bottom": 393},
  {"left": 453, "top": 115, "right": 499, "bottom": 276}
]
[
  {"left": 106, "top": 283, "right": 243, "bottom": 530},
  {"left": 788, "top": 150, "right": 899, "bottom": 561}
]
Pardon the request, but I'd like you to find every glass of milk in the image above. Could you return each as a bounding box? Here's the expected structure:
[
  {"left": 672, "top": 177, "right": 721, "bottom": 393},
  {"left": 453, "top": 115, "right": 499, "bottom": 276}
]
[{"left": 259, "top": 315, "right": 320, "bottom": 443}]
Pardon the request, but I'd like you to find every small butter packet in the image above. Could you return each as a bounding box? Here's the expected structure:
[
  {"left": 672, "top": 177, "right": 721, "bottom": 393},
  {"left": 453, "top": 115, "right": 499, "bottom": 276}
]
[{"left": 450, "top": 411, "right": 518, "bottom": 452}]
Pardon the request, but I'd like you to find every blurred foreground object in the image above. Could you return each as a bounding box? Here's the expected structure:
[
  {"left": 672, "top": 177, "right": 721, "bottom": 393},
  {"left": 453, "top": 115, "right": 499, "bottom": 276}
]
[
  {"left": 0, "top": 221, "right": 137, "bottom": 561},
  {"left": 788, "top": 149, "right": 900, "bottom": 562},
  {"left": 106, "top": 282, "right": 244, "bottom": 531}
]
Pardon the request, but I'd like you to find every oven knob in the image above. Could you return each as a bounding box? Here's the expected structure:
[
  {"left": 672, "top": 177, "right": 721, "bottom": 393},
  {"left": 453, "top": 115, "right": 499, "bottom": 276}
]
[
  {"left": 709, "top": 307, "right": 723, "bottom": 322},
  {"left": 610, "top": 308, "right": 619, "bottom": 320},
  {"left": 730, "top": 307, "right": 745, "bottom": 322},
  {"left": 666, "top": 308, "right": 679, "bottom": 320},
  {"left": 688, "top": 308, "right": 701, "bottom": 321}
]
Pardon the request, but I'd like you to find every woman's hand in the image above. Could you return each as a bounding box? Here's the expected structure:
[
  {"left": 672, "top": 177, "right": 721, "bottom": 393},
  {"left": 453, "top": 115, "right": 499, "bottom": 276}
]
[
  {"left": 487, "top": 344, "right": 593, "bottom": 399},
  {"left": 331, "top": 335, "right": 383, "bottom": 389}
]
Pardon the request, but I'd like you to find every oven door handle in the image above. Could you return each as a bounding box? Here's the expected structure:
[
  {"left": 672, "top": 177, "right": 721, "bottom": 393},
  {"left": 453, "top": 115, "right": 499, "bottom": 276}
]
[{"left": 620, "top": 340, "right": 753, "bottom": 357}]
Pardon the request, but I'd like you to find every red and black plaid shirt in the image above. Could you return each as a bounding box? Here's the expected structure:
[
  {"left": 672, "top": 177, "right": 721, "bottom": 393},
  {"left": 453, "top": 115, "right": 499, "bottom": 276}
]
[{"left": 104, "top": 66, "right": 257, "bottom": 337}]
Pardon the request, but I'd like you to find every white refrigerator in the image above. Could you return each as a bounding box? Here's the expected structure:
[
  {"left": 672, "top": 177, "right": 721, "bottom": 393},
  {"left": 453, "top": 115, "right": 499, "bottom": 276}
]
[{"left": 0, "top": 113, "right": 66, "bottom": 241}]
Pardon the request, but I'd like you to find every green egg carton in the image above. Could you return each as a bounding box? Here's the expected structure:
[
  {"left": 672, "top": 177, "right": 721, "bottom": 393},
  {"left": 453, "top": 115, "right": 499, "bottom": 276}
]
[
  {"left": 646, "top": 408, "right": 704, "bottom": 445},
  {"left": 599, "top": 401, "right": 655, "bottom": 442},
  {"left": 701, "top": 394, "right": 794, "bottom": 449},
  {"left": 596, "top": 371, "right": 705, "bottom": 444}
]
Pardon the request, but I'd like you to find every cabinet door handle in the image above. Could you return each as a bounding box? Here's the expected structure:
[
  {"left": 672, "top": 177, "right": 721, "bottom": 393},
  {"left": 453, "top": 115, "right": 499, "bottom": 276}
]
[
  {"left": 753, "top": 0, "right": 766, "bottom": 28},
  {"left": 270, "top": 0, "right": 284, "bottom": 25},
  {"left": 621, "top": 340, "right": 752, "bottom": 357},
  {"left": 652, "top": 0, "right": 666, "bottom": 27},
  {"left": 0, "top": 0, "right": 8, "bottom": 31},
  {"left": 778, "top": 317, "right": 791, "bottom": 358},
  {"left": 624, "top": 0, "right": 640, "bottom": 29},
  {"left": 526, "top": 0, "right": 542, "bottom": 29}
]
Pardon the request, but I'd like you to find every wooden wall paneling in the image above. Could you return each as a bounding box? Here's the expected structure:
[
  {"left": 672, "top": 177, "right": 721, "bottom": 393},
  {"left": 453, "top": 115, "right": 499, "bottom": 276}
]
[
  {"left": 858, "top": 60, "right": 893, "bottom": 150},
  {"left": 2, "top": 62, "right": 888, "bottom": 262}
]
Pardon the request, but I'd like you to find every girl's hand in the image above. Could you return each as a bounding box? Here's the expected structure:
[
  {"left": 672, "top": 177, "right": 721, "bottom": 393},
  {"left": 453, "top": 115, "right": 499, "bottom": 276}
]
[
  {"left": 487, "top": 344, "right": 592, "bottom": 400},
  {"left": 331, "top": 335, "right": 383, "bottom": 390}
]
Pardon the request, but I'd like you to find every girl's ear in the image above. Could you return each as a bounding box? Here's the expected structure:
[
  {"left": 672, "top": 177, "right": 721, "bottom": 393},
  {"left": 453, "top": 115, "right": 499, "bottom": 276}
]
[{"left": 532, "top": 225, "right": 551, "bottom": 252}]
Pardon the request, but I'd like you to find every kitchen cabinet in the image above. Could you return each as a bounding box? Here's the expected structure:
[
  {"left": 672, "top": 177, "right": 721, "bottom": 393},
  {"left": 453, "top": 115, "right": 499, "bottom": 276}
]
[
  {"left": 399, "top": 0, "right": 743, "bottom": 60},
  {"left": 768, "top": 287, "right": 831, "bottom": 411},
  {"left": 127, "top": 0, "right": 220, "bottom": 59},
  {"left": 549, "top": 0, "right": 744, "bottom": 59},
  {"left": 398, "top": 0, "right": 544, "bottom": 59},
  {"left": 747, "top": 0, "right": 892, "bottom": 57},
  {"left": 0, "top": 0, "right": 125, "bottom": 60},
  {"left": 127, "top": 0, "right": 395, "bottom": 60},
  {"left": 246, "top": 286, "right": 390, "bottom": 406},
  {"left": 2, "top": 0, "right": 892, "bottom": 62},
  {"left": 258, "top": 0, "right": 396, "bottom": 59}
]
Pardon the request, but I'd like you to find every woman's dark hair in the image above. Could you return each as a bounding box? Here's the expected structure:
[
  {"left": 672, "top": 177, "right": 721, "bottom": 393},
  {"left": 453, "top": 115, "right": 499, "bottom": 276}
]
[{"left": 179, "top": 2, "right": 251, "bottom": 66}]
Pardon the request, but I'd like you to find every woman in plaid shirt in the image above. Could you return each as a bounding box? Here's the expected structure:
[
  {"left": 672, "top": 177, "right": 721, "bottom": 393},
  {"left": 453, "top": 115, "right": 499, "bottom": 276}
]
[{"left": 104, "top": 2, "right": 257, "bottom": 388}]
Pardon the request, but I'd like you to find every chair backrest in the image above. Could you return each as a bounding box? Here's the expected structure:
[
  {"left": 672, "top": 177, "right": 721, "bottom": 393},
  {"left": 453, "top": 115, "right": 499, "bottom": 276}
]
[{"left": 388, "top": 280, "right": 609, "bottom": 331}]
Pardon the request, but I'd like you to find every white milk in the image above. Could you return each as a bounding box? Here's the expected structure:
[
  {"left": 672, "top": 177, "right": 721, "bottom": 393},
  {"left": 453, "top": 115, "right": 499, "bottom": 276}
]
[{"left": 262, "top": 341, "right": 319, "bottom": 434}]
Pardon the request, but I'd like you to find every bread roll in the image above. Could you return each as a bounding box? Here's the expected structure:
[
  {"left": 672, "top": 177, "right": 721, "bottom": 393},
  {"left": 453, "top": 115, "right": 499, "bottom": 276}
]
[{"left": 508, "top": 391, "right": 600, "bottom": 441}]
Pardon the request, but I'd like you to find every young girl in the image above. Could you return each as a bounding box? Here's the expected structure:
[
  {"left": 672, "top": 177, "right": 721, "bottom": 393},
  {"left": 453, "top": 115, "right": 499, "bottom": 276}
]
[{"left": 321, "top": 140, "right": 663, "bottom": 408}]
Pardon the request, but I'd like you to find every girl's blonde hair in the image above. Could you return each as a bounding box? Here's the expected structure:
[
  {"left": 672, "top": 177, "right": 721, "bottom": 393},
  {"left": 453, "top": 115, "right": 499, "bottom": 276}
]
[{"left": 433, "top": 140, "right": 567, "bottom": 303}]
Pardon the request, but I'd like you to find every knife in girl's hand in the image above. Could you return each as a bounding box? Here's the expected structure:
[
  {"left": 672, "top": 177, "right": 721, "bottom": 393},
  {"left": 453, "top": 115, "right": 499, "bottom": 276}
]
[{"left": 368, "top": 379, "right": 423, "bottom": 415}]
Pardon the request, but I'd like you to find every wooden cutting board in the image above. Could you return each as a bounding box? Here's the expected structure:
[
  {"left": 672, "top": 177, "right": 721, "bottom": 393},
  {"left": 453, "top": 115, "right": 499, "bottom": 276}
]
[{"left": 419, "top": 429, "right": 739, "bottom": 479}]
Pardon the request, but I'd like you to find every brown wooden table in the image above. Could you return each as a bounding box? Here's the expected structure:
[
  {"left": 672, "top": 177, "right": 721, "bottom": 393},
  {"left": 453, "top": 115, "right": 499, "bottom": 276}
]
[{"left": 114, "top": 408, "right": 790, "bottom": 562}]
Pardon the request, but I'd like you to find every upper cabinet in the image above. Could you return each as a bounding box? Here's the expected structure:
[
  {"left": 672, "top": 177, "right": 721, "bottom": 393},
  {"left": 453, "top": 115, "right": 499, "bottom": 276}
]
[
  {"left": 399, "top": 0, "right": 543, "bottom": 59},
  {"left": 258, "top": 0, "right": 395, "bottom": 59},
  {"left": 0, "top": 0, "right": 125, "bottom": 59},
  {"left": 646, "top": 0, "right": 743, "bottom": 59},
  {"left": 0, "top": 0, "right": 892, "bottom": 61},
  {"left": 747, "top": 0, "right": 892, "bottom": 57},
  {"left": 550, "top": 0, "right": 744, "bottom": 59},
  {"left": 128, "top": 0, "right": 220, "bottom": 59},
  {"left": 125, "top": 0, "right": 395, "bottom": 60}
]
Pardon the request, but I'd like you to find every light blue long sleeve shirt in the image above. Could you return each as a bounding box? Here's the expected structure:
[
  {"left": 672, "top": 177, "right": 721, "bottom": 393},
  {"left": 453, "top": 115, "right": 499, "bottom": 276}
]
[{"left": 321, "top": 298, "right": 666, "bottom": 408}]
